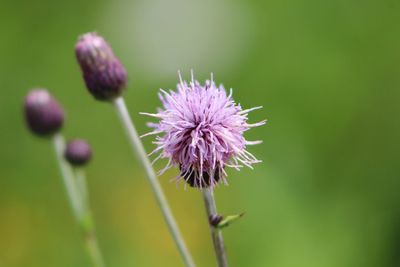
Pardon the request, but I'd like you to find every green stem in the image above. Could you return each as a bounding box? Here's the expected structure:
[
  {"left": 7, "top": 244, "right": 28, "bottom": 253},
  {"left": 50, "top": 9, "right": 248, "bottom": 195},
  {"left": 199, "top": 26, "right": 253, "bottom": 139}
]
[
  {"left": 75, "top": 168, "right": 89, "bottom": 210},
  {"left": 202, "top": 188, "right": 229, "bottom": 267},
  {"left": 113, "top": 97, "right": 196, "bottom": 267},
  {"left": 52, "top": 133, "right": 105, "bottom": 267}
]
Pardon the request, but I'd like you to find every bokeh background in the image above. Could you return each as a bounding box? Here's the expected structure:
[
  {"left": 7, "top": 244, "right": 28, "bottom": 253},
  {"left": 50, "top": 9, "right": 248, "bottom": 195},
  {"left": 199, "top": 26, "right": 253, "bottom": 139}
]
[{"left": 1, "top": 0, "right": 400, "bottom": 266}]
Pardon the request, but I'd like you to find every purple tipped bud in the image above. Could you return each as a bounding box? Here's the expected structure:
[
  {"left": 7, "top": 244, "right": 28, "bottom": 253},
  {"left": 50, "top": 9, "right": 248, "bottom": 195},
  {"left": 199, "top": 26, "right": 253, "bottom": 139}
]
[
  {"left": 64, "top": 139, "right": 92, "bottom": 166},
  {"left": 75, "top": 32, "right": 127, "bottom": 101},
  {"left": 24, "top": 89, "right": 64, "bottom": 136},
  {"left": 209, "top": 214, "right": 224, "bottom": 227}
]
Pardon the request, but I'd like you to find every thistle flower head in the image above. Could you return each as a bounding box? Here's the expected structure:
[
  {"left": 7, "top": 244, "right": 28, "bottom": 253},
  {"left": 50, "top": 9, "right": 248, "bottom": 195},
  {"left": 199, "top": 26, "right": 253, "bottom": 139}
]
[
  {"left": 64, "top": 139, "right": 92, "bottom": 166},
  {"left": 75, "top": 32, "right": 127, "bottom": 101},
  {"left": 24, "top": 89, "right": 64, "bottom": 136},
  {"left": 142, "top": 72, "right": 266, "bottom": 188}
]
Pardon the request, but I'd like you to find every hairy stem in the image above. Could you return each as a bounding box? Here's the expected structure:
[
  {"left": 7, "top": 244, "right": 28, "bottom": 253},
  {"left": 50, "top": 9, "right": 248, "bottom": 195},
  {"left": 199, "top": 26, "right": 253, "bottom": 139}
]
[
  {"left": 202, "top": 188, "right": 229, "bottom": 267},
  {"left": 113, "top": 97, "right": 196, "bottom": 267},
  {"left": 52, "top": 133, "right": 105, "bottom": 267}
]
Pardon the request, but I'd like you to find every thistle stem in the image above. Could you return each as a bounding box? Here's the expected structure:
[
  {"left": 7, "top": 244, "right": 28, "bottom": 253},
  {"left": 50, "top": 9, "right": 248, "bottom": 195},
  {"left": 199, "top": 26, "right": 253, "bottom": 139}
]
[
  {"left": 52, "top": 133, "right": 105, "bottom": 267},
  {"left": 75, "top": 168, "right": 89, "bottom": 210},
  {"left": 202, "top": 188, "right": 229, "bottom": 267},
  {"left": 112, "top": 97, "right": 196, "bottom": 267},
  {"left": 52, "top": 134, "right": 84, "bottom": 219}
]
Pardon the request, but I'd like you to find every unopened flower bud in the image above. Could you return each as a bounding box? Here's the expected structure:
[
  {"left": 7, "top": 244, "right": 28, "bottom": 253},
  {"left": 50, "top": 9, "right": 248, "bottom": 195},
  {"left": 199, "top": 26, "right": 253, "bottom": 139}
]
[
  {"left": 64, "top": 139, "right": 92, "bottom": 166},
  {"left": 75, "top": 32, "right": 127, "bottom": 101},
  {"left": 24, "top": 89, "right": 64, "bottom": 136},
  {"left": 209, "top": 214, "right": 224, "bottom": 227}
]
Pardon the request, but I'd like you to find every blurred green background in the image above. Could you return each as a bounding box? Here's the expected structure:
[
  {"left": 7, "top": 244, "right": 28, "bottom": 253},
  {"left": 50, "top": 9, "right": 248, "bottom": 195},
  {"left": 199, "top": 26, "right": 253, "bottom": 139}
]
[{"left": 1, "top": 0, "right": 400, "bottom": 266}]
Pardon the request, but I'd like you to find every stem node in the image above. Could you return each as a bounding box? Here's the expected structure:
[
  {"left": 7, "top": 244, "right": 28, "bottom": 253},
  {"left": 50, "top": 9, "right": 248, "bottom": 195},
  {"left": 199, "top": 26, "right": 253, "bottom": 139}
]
[{"left": 202, "top": 188, "right": 229, "bottom": 267}]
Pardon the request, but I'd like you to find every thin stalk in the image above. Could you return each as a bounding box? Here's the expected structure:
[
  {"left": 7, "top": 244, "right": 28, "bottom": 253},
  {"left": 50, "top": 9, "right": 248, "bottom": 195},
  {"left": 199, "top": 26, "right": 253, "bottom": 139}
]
[
  {"left": 112, "top": 96, "right": 196, "bottom": 267},
  {"left": 52, "top": 133, "right": 84, "bottom": 220},
  {"left": 52, "top": 133, "right": 105, "bottom": 267},
  {"left": 202, "top": 188, "right": 228, "bottom": 267},
  {"left": 73, "top": 168, "right": 104, "bottom": 267},
  {"left": 75, "top": 168, "right": 89, "bottom": 210}
]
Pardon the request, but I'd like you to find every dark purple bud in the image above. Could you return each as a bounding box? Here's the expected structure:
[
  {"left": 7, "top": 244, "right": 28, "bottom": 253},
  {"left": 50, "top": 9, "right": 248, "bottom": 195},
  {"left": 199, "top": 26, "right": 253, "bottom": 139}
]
[
  {"left": 24, "top": 89, "right": 64, "bottom": 136},
  {"left": 75, "top": 32, "right": 127, "bottom": 101},
  {"left": 209, "top": 214, "right": 224, "bottom": 227},
  {"left": 64, "top": 139, "right": 92, "bottom": 166}
]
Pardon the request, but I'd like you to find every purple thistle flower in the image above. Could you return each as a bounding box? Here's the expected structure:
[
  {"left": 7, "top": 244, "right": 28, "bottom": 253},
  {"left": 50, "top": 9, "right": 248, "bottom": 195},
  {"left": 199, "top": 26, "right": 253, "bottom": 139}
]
[
  {"left": 75, "top": 32, "right": 127, "bottom": 101},
  {"left": 141, "top": 72, "right": 266, "bottom": 188},
  {"left": 64, "top": 139, "right": 92, "bottom": 166},
  {"left": 24, "top": 89, "right": 64, "bottom": 136}
]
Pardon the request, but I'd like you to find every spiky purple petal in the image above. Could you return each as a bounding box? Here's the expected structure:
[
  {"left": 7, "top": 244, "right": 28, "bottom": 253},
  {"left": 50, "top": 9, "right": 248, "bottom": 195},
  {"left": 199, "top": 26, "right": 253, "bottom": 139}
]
[{"left": 142, "top": 72, "right": 265, "bottom": 188}]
